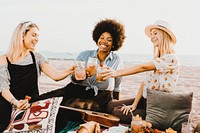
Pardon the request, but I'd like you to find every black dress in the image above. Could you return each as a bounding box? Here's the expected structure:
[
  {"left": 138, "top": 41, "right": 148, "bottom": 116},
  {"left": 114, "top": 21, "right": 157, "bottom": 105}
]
[{"left": 0, "top": 52, "right": 39, "bottom": 132}]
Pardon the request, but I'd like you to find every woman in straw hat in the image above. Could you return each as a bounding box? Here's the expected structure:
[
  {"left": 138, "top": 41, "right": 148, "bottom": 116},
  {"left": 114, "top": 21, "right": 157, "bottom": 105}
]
[{"left": 102, "top": 19, "right": 180, "bottom": 122}]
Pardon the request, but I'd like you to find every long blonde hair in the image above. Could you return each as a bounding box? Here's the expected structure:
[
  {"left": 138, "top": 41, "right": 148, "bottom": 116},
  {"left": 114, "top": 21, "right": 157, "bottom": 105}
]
[
  {"left": 6, "top": 21, "right": 39, "bottom": 62},
  {"left": 154, "top": 29, "right": 175, "bottom": 59}
]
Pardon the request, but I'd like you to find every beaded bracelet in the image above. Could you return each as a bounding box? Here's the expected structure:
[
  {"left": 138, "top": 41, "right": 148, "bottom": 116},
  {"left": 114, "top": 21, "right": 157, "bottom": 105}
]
[{"left": 10, "top": 98, "right": 16, "bottom": 105}]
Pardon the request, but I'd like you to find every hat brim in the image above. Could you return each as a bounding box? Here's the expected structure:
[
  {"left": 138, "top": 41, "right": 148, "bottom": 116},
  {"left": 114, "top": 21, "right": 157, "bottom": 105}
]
[{"left": 145, "top": 25, "right": 176, "bottom": 44}]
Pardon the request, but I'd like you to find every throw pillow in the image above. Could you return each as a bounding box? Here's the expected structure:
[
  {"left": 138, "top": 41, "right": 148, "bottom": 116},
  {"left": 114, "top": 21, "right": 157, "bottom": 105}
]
[
  {"left": 146, "top": 89, "right": 193, "bottom": 132},
  {"left": 4, "top": 97, "right": 62, "bottom": 133}
]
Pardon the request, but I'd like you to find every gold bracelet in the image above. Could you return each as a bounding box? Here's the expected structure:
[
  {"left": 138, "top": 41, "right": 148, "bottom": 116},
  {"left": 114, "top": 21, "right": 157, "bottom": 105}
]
[{"left": 10, "top": 98, "right": 15, "bottom": 105}]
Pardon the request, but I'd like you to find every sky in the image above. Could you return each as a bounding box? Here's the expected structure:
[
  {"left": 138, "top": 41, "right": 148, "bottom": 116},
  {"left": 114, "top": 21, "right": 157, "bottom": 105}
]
[{"left": 0, "top": 0, "right": 200, "bottom": 55}]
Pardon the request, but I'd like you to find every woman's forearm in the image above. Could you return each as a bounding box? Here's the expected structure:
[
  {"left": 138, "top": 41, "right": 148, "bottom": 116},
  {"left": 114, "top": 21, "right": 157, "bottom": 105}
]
[
  {"left": 1, "top": 89, "right": 19, "bottom": 106},
  {"left": 116, "top": 64, "right": 145, "bottom": 77},
  {"left": 116, "top": 62, "right": 156, "bottom": 77},
  {"left": 42, "top": 63, "right": 75, "bottom": 81},
  {"left": 53, "top": 69, "right": 74, "bottom": 81},
  {"left": 132, "top": 82, "right": 144, "bottom": 108}
]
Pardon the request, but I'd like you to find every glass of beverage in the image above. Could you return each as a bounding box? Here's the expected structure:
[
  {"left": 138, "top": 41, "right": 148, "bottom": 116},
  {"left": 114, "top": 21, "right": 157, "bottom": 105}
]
[
  {"left": 131, "top": 115, "right": 143, "bottom": 133},
  {"left": 75, "top": 61, "right": 86, "bottom": 80},
  {"left": 86, "top": 57, "right": 98, "bottom": 76},
  {"left": 96, "top": 66, "right": 108, "bottom": 82},
  {"left": 181, "top": 122, "right": 193, "bottom": 133}
]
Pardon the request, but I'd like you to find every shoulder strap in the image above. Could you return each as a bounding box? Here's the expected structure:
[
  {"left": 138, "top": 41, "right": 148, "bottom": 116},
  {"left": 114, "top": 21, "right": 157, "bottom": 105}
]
[
  {"left": 30, "top": 51, "right": 36, "bottom": 63},
  {"left": 6, "top": 56, "right": 11, "bottom": 64}
]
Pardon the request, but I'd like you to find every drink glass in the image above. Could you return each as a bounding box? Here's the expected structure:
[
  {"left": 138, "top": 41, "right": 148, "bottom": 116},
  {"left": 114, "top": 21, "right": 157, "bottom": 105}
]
[
  {"left": 181, "top": 122, "right": 192, "bottom": 133},
  {"left": 131, "top": 115, "right": 143, "bottom": 133},
  {"left": 96, "top": 66, "right": 108, "bottom": 82},
  {"left": 75, "top": 61, "right": 86, "bottom": 80},
  {"left": 86, "top": 57, "right": 98, "bottom": 76}
]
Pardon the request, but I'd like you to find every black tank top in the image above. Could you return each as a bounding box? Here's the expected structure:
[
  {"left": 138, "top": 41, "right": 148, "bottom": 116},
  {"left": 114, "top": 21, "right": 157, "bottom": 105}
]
[
  {"left": 0, "top": 51, "right": 39, "bottom": 132},
  {"left": 7, "top": 51, "right": 39, "bottom": 102}
]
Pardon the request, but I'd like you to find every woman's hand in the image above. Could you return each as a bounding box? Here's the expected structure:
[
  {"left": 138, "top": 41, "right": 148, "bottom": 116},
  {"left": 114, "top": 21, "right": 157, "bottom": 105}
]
[
  {"left": 69, "top": 65, "right": 77, "bottom": 73},
  {"left": 85, "top": 65, "right": 97, "bottom": 77},
  {"left": 96, "top": 66, "right": 110, "bottom": 82},
  {"left": 67, "top": 65, "right": 77, "bottom": 77},
  {"left": 15, "top": 99, "right": 30, "bottom": 110},
  {"left": 100, "top": 68, "right": 117, "bottom": 80},
  {"left": 120, "top": 104, "right": 136, "bottom": 115}
]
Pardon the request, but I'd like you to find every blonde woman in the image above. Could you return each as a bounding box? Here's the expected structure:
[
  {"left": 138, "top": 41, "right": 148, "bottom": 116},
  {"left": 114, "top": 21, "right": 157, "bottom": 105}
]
[
  {"left": 103, "top": 20, "right": 179, "bottom": 121},
  {"left": 0, "top": 21, "right": 76, "bottom": 132}
]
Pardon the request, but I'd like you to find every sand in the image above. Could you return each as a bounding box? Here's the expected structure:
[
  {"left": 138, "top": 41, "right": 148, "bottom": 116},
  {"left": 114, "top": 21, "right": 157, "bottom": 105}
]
[{"left": 38, "top": 60, "right": 200, "bottom": 127}]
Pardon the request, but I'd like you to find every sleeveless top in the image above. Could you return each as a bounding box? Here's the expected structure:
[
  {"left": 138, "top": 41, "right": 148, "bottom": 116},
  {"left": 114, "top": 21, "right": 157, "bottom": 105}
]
[
  {"left": 7, "top": 51, "right": 39, "bottom": 102},
  {"left": 0, "top": 51, "right": 39, "bottom": 132}
]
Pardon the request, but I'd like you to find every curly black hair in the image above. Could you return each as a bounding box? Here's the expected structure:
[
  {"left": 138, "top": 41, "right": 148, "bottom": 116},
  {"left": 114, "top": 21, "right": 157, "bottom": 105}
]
[{"left": 92, "top": 19, "right": 125, "bottom": 51}]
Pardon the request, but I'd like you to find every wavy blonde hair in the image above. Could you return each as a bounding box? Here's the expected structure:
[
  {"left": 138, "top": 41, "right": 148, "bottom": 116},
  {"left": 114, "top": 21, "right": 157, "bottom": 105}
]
[
  {"left": 154, "top": 29, "right": 175, "bottom": 59},
  {"left": 6, "top": 22, "right": 39, "bottom": 62}
]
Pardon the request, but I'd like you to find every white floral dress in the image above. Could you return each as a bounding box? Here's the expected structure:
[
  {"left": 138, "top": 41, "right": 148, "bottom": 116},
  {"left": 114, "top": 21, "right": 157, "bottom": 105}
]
[{"left": 143, "top": 53, "right": 180, "bottom": 98}]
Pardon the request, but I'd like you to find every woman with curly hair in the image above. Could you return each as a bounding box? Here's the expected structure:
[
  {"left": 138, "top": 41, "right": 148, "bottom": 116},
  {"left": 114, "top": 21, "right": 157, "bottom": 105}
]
[{"left": 38, "top": 19, "right": 126, "bottom": 132}]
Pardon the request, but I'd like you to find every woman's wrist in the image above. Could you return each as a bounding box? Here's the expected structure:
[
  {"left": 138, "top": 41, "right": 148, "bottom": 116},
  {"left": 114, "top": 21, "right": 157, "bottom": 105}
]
[
  {"left": 66, "top": 69, "right": 73, "bottom": 77},
  {"left": 10, "top": 98, "right": 19, "bottom": 107},
  {"left": 10, "top": 98, "right": 16, "bottom": 105},
  {"left": 115, "top": 70, "right": 120, "bottom": 77},
  {"left": 13, "top": 99, "right": 19, "bottom": 107},
  {"left": 131, "top": 103, "right": 137, "bottom": 108}
]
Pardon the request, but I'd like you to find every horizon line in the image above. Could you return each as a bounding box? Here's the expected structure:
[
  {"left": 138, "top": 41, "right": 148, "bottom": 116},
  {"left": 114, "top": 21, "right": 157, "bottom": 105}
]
[{"left": 0, "top": 50, "right": 200, "bottom": 56}]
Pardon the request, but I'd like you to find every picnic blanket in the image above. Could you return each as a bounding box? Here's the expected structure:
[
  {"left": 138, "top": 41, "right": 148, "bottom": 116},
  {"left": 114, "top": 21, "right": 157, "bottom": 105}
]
[{"left": 59, "top": 121, "right": 130, "bottom": 133}]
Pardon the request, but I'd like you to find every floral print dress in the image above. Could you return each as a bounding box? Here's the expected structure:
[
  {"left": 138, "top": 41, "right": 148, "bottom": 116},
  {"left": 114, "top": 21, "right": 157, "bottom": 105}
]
[{"left": 143, "top": 53, "right": 180, "bottom": 98}]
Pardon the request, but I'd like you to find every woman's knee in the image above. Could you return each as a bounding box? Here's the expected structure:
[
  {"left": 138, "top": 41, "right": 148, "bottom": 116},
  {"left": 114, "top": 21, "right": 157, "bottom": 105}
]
[
  {"left": 106, "top": 98, "right": 134, "bottom": 113},
  {"left": 111, "top": 106, "right": 146, "bottom": 124}
]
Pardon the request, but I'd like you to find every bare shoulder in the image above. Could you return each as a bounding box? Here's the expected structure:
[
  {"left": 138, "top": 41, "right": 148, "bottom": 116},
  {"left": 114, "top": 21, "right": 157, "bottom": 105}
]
[{"left": 0, "top": 54, "right": 8, "bottom": 65}]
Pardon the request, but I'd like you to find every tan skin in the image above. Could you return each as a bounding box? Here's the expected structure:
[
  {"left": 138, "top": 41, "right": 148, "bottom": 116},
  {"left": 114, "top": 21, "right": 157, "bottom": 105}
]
[
  {"left": 0, "top": 27, "right": 76, "bottom": 110},
  {"left": 77, "top": 121, "right": 100, "bottom": 133},
  {"left": 85, "top": 32, "right": 113, "bottom": 77},
  {"left": 97, "top": 32, "right": 113, "bottom": 63},
  {"left": 101, "top": 28, "right": 165, "bottom": 115}
]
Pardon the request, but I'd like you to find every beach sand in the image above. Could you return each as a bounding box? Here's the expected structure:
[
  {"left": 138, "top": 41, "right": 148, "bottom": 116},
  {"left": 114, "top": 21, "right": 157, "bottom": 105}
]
[{"left": 39, "top": 60, "right": 200, "bottom": 127}]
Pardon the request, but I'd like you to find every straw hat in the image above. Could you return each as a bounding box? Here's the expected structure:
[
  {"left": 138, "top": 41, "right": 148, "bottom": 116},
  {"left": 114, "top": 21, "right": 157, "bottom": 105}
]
[{"left": 145, "top": 20, "right": 176, "bottom": 44}]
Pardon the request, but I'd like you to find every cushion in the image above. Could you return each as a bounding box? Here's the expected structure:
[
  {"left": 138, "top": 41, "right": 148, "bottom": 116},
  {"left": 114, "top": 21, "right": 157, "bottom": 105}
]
[
  {"left": 4, "top": 97, "right": 62, "bottom": 133},
  {"left": 146, "top": 89, "right": 193, "bottom": 132}
]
